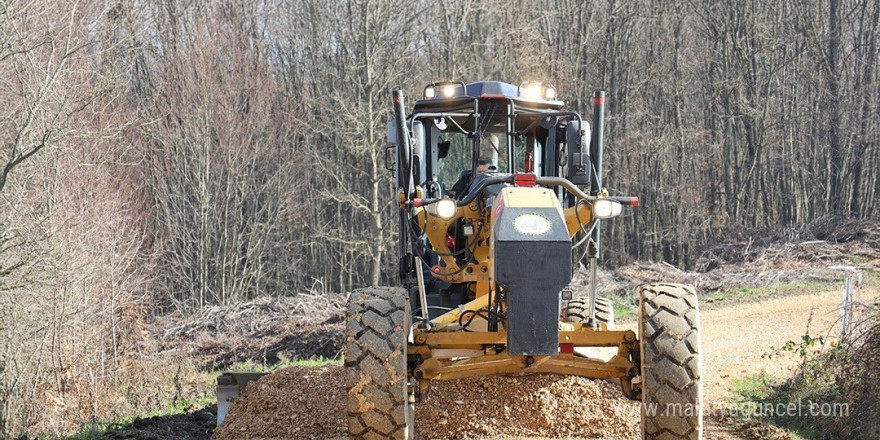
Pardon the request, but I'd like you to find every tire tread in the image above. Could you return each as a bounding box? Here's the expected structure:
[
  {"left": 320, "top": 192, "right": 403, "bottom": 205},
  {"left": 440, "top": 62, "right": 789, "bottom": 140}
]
[
  {"left": 639, "top": 283, "right": 702, "bottom": 440},
  {"left": 345, "top": 287, "right": 413, "bottom": 440}
]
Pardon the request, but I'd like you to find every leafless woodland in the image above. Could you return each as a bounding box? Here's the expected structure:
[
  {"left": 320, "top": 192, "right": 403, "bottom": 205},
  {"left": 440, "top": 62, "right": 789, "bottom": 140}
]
[{"left": 0, "top": 0, "right": 879, "bottom": 437}]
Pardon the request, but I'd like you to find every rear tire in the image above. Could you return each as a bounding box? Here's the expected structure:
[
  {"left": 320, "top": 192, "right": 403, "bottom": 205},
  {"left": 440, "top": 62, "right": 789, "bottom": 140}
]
[
  {"left": 565, "top": 296, "right": 615, "bottom": 329},
  {"left": 565, "top": 297, "right": 616, "bottom": 361},
  {"left": 345, "top": 287, "right": 414, "bottom": 440},
  {"left": 638, "top": 283, "right": 703, "bottom": 440}
]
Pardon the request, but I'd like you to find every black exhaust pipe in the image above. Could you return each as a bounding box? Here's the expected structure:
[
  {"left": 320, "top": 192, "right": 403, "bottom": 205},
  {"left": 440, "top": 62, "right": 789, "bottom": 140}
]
[
  {"left": 588, "top": 91, "right": 606, "bottom": 252},
  {"left": 392, "top": 90, "right": 412, "bottom": 194},
  {"left": 586, "top": 91, "right": 605, "bottom": 327},
  {"left": 392, "top": 90, "right": 414, "bottom": 281},
  {"left": 589, "top": 91, "right": 605, "bottom": 196}
]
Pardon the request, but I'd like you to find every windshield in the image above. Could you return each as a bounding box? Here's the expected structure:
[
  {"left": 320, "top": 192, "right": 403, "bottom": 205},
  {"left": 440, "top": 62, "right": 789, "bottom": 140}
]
[
  {"left": 436, "top": 129, "right": 512, "bottom": 193},
  {"left": 437, "top": 132, "right": 472, "bottom": 190},
  {"left": 424, "top": 103, "right": 548, "bottom": 196},
  {"left": 436, "top": 130, "right": 544, "bottom": 194},
  {"left": 478, "top": 131, "right": 509, "bottom": 173}
]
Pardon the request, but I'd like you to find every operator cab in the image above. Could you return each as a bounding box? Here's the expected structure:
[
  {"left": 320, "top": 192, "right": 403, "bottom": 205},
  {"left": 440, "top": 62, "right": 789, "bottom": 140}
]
[
  {"left": 390, "top": 81, "right": 588, "bottom": 203},
  {"left": 388, "top": 81, "right": 594, "bottom": 318}
]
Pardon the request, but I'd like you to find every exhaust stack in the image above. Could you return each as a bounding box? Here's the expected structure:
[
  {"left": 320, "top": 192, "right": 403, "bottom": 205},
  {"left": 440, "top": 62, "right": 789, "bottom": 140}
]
[
  {"left": 587, "top": 91, "right": 605, "bottom": 327},
  {"left": 392, "top": 90, "right": 413, "bottom": 195}
]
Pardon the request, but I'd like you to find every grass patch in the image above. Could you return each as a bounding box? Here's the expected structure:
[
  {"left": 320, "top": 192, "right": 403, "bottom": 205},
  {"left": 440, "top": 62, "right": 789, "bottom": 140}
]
[
  {"left": 705, "top": 281, "right": 835, "bottom": 304},
  {"left": 730, "top": 373, "right": 776, "bottom": 403},
  {"left": 58, "top": 429, "right": 106, "bottom": 440},
  {"left": 56, "top": 394, "right": 215, "bottom": 440},
  {"left": 613, "top": 280, "right": 838, "bottom": 320},
  {"left": 726, "top": 374, "right": 807, "bottom": 438},
  {"left": 611, "top": 293, "right": 638, "bottom": 319},
  {"left": 220, "top": 355, "right": 341, "bottom": 373}
]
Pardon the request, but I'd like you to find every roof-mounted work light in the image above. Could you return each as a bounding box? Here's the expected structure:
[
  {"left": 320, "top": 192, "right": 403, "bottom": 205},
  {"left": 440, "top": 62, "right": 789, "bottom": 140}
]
[
  {"left": 423, "top": 84, "right": 436, "bottom": 99},
  {"left": 423, "top": 81, "right": 466, "bottom": 99},
  {"left": 518, "top": 82, "right": 558, "bottom": 100}
]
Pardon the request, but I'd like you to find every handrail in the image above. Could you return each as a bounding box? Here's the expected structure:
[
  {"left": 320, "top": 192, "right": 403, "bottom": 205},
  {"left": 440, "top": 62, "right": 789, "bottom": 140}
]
[{"left": 410, "top": 174, "right": 638, "bottom": 207}]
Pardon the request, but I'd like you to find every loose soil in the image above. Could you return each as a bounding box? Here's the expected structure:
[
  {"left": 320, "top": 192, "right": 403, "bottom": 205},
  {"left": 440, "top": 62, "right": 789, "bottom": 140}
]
[
  {"left": 99, "top": 406, "right": 216, "bottom": 440},
  {"left": 213, "top": 368, "right": 640, "bottom": 440}
]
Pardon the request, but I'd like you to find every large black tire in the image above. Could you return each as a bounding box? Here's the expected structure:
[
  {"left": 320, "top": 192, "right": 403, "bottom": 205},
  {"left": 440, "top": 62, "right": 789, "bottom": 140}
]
[
  {"left": 565, "top": 296, "right": 615, "bottom": 329},
  {"left": 345, "top": 287, "right": 414, "bottom": 440},
  {"left": 638, "top": 283, "right": 702, "bottom": 440}
]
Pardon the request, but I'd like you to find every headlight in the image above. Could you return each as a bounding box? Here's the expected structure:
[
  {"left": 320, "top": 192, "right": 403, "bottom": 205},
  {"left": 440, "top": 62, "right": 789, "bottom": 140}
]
[
  {"left": 424, "top": 85, "right": 436, "bottom": 99},
  {"left": 428, "top": 199, "right": 457, "bottom": 219},
  {"left": 441, "top": 84, "right": 457, "bottom": 98},
  {"left": 544, "top": 85, "right": 556, "bottom": 100},
  {"left": 592, "top": 199, "right": 622, "bottom": 219}
]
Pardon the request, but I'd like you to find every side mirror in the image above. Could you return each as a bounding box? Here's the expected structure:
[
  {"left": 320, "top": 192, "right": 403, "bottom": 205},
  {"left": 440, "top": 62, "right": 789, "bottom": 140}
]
[
  {"left": 565, "top": 121, "right": 591, "bottom": 186},
  {"left": 438, "top": 140, "right": 450, "bottom": 159},
  {"left": 384, "top": 145, "right": 396, "bottom": 171},
  {"left": 386, "top": 121, "right": 398, "bottom": 145}
]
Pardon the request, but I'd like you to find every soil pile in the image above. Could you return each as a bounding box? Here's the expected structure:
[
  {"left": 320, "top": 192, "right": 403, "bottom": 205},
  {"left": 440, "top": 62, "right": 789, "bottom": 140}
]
[
  {"left": 213, "top": 366, "right": 639, "bottom": 440},
  {"left": 212, "top": 366, "right": 347, "bottom": 440},
  {"left": 416, "top": 375, "right": 639, "bottom": 440}
]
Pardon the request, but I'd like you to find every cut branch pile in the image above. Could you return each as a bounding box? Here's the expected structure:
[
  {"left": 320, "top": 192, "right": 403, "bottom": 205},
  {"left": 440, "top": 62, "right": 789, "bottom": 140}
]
[
  {"left": 153, "top": 294, "right": 347, "bottom": 369},
  {"left": 573, "top": 216, "right": 880, "bottom": 299},
  {"left": 160, "top": 293, "right": 345, "bottom": 338}
]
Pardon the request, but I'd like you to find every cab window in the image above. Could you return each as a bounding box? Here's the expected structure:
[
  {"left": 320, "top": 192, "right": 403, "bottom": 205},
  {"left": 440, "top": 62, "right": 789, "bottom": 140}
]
[{"left": 437, "top": 132, "right": 472, "bottom": 191}]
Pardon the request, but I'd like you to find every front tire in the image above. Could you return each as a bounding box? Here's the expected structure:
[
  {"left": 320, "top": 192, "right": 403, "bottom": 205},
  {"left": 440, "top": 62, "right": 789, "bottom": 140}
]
[
  {"left": 638, "top": 283, "right": 703, "bottom": 440},
  {"left": 345, "top": 287, "right": 414, "bottom": 440}
]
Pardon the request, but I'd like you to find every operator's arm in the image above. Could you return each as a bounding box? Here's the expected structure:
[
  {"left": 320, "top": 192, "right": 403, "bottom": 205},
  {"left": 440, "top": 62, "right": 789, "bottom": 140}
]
[{"left": 449, "top": 170, "right": 473, "bottom": 199}]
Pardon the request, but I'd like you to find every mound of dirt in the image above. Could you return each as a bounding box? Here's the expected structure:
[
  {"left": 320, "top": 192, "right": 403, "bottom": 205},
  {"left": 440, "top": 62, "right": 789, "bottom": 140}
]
[
  {"left": 212, "top": 366, "right": 347, "bottom": 440},
  {"left": 416, "top": 375, "right": 639, "bottom": 440},
  {"left": 696, "top": 215, "right": 880, "bottom": 270},
  {"left": 213, "top": 366, "right": 639, "bottom": 440}
]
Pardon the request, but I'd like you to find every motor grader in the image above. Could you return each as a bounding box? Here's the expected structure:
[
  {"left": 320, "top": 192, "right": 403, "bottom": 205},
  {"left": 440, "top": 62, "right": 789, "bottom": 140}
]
[{"left": 346, "top": 81, "right": 702, "bottom": 440}]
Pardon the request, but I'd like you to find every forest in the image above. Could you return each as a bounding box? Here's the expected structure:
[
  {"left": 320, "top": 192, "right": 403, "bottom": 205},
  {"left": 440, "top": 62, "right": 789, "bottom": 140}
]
[{"left": 1, "top": 0, "right": 878, "bottom": 437}]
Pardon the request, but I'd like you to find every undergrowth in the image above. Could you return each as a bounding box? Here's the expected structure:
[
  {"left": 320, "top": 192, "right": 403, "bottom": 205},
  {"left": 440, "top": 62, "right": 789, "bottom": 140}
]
[
  {"left": 729, "top": 315, "right": 879, "bottom": 440},
  {"left": 57, "top": 394, "right": 214, "bottom": 440}
]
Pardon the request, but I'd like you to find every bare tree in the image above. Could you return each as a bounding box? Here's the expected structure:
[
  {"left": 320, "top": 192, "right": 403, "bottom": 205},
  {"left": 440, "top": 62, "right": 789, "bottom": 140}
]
[{"left": 134, "top": 0, "right": 304, "bottom": 310}]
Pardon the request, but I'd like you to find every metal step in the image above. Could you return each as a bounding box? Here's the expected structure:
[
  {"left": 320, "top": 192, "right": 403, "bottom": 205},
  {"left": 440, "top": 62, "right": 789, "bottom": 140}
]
[{"left": 216, "top": 371, "right": 269, "bottom": 425}]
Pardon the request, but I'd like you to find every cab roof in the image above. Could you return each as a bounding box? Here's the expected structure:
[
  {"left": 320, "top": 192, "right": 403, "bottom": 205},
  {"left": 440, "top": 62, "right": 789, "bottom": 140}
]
[{"left": 412, "top": 81, "right": 565, "bottom": 113}]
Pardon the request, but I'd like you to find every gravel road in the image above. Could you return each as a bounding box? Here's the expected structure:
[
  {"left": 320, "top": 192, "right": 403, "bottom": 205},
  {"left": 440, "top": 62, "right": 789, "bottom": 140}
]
[{"left": 214, "top": 286, "right": 877, "bottom": 440}]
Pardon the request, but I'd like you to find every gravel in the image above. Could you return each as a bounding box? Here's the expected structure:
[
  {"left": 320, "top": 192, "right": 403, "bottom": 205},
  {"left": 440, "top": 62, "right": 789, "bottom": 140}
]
[
  {"left": 415, "top": 375, "right": 639, "bottom": 440},
  {"left": 213, "top": 366, "right": 639, "bottom": 440},
  {"left": 212, "top": 366, "right": 347, "bottom": 440}
]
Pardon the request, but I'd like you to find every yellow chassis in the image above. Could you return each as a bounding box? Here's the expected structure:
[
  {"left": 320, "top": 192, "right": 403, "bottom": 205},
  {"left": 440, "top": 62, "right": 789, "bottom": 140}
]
[
  {"left": 404, "top": 185, "right": 642, "bottom": 400},
  {"left": 407, "top": 296, "right": 641, "bottom": 400}
]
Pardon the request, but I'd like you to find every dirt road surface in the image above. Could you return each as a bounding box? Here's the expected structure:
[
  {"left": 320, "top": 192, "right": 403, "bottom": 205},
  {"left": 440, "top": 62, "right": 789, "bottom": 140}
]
[
  {"left": 215, "top": 286, "right": 877, "bottom": 440},
  {"left": 629, "top": 286, "right": 876, "bottom": 440}
]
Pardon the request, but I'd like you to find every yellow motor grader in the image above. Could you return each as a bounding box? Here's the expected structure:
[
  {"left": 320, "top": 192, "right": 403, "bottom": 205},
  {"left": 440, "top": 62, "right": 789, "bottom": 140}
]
[{"left": 346, "top": 81, "right": 702, "bottom": 440}]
